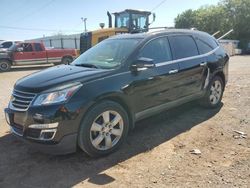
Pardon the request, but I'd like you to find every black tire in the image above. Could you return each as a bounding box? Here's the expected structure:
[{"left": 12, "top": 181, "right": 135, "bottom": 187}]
[
  {"left": 61, "top": 57, "right": 73, "bottom": 65},
  {"left": 200, "top": 76, "right": 224, "bottom": 108},
  {"left": 0, "top": 60, "right": 11, "bottom": 72},
  {"left": 78, "top": 100, "right": 129, "bottom": 157}
]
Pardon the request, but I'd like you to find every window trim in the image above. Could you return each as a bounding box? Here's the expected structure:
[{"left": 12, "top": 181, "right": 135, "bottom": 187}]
[
  {"left": 156, "top": 45, "right": 219, "bottom": 67},
  {"left": 134, "top": 34, "right": 220, "bottom": 68}
]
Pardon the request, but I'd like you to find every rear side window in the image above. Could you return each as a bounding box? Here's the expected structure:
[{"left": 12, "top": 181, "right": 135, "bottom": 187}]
[
  {"left": 168, "top": 35, "right": 199, "bottom": 60},
  {"left": 196, "top": 35, "right": 218, "bottom": 54},
  {"left": 139, "top": 37, "right": 172, "bottom": 64},
  {"left": 34, "top": 43, "right": 43, "bottom": 51}
]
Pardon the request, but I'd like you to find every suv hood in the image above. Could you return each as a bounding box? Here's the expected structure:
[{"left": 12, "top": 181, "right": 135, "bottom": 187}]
[{"left": 15, "top": 65, "right": 110, "bottom": 93}]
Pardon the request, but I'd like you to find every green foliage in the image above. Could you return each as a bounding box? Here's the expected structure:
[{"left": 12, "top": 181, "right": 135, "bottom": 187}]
[{"left": 174, "top": 0, "right": 250, "bottom": 49}]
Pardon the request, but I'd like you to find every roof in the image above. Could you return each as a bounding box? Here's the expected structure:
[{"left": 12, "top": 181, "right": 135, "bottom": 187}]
[
  {"left": 109, "top": 29, "right": 211, "bottom": 40},
  {"left": 113, "top": 9, "right": 151, "bottom": 15}
]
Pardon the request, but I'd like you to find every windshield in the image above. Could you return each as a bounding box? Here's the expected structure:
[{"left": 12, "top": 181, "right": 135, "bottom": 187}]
[
  {"left": 0, "top": 41, "right": 13, "bottom": 49},
  {"left": 116, "top": 13, "right": 130, "bottom": 28},
  {"left": 72, "top": 38, "right": 141, "bottom": 69}
]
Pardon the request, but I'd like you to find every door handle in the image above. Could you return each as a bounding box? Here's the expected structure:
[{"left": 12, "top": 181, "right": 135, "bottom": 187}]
[
  {"left": 200, "top": 62, "right": 207, "bottom": 67},
  {"left": 169, "top": 69, "right": 178, "bottom": 74}
]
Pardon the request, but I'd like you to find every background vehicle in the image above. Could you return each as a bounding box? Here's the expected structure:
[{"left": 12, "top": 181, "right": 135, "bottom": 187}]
[
  {"left": 5, "top": 29, "right": 229, "bottom": 157},
  {"left": 0, "top": 42, "right": 77, "bottom": 72},
  {"left": 0, "top": 41, "right": 18, "bottom": 52},
  {"left": 80, "top": 9, "right": 155, "bottom": 54}
]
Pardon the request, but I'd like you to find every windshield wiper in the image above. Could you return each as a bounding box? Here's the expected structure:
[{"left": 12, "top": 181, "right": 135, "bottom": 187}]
[{"left": 74, "top": 63, "right": 99, "bottom": 69}]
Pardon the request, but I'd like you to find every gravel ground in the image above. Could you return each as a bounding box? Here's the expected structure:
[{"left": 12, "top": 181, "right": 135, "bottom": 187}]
[{"left": 0, "top": 56, "right": 249, "bottom": 188}]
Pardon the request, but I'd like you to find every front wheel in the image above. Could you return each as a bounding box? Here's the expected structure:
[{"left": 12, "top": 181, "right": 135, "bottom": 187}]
[
  {"left": 0, "top": 60, "right": 11, "bottom": 72},
  {"left": 78, "top": 101, "right": 129, "bottom": 157},
  {"left": 200, "top": 76, "right": 224, "bottom": 108}
]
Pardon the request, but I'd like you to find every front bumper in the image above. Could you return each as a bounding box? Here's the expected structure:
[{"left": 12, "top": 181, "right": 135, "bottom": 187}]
[{"left": 4, "top": 101, "right": 84, "bottom": 154}]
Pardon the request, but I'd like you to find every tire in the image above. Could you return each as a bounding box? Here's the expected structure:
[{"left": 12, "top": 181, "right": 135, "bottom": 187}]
[
  {"left": 78, "top": 100, "right": 129, "bottom": 157},
  {"left": 200, "top": 76, "right": 224, "bottom": 108},
  {"left": 61, "top": 57, "right": 73, "bottom": 65},
  {"left": 0, "top": 60, "right": 11, "bottom": 72}
]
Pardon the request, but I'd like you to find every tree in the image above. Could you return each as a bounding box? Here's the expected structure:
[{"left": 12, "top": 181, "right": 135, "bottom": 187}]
[
  {"left": 174, "top": 0, "right": 250, "bottom": 49},
  {"left": 175, "top": 9, "right": 197, "bottom": 29}
]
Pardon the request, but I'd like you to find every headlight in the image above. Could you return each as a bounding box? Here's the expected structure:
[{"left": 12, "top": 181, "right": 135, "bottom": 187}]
[{"left": 33, "top": 83, "right": 82, "bottom": 106}]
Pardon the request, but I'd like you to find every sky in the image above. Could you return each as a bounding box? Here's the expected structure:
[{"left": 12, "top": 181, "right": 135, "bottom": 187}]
[{"left": 0, "top": 0, "right": 220, "bottom": 40}]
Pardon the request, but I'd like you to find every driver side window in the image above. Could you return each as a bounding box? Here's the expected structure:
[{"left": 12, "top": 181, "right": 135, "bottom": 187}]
[
  {"left": 138, "top": 37, "right": 172, "bottom": 64},
  {"left": 20, "top": 43, "right": 33, "bottom": 52}
]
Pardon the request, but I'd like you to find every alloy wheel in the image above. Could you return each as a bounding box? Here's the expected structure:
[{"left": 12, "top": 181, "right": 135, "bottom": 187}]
[
  {"left": 209, "top": 80, "right": 222, "bottom": 105},
  {"left": 90, "top": 110, "right": 124, "bottom": 151}
]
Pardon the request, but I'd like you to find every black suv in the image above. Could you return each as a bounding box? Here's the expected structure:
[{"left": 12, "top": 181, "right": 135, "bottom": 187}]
[{"left": 5, "top": 29, "right": 229, "bottom": 157}]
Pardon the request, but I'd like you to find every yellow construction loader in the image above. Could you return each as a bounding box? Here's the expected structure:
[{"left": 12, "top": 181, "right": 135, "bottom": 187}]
[{"left": 80, "top": 9, "right": 155, "bottom": 54}]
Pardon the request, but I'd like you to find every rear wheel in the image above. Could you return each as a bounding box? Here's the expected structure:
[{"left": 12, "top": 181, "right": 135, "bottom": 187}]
[
  {"left": 78, "top": 101, "right": 129, "bottom": 157},
  {"left": 200, "top": 76, "right": 224, "bottom": 108},
  {"left": 0, "top": 60, "right": 11, "bottom": 72}
]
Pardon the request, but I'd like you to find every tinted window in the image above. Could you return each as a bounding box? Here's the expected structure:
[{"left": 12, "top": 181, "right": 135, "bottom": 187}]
[
  {"left": 139, "top": 37, "right": 172, "bottom": 64},
  {"left": 196, "top": 35, "right": 218, "bottom": 54},
  {"left": 196, "top": 38, "right": 213, "bottom": 54},
  {"left": 34, "top": 43, "right": 43, "bottom": 51},
  {"left": 168, "top": 35, "right": 199, "bottom": 59}
]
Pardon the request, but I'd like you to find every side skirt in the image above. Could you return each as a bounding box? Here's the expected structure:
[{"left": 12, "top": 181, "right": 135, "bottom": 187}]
[{"left": 135, "top": 92, "right": 204, "bottom": 121}]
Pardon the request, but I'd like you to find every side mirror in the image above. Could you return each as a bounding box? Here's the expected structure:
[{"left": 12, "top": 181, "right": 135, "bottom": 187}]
[
  {"left": 131, "top": 57, "right": 155, "bottom": 71},
  {"left": 17, "top": 47, "right": 23, "bottom": 52}
]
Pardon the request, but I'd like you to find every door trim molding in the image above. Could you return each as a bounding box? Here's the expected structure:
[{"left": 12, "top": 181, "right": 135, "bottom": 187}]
[{"left": 155, "top": 46, "right": 219, "bottom": 67}]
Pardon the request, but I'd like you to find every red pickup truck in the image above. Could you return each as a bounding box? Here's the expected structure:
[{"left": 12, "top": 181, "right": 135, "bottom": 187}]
[{"left": 0, "top": 42, "right": 77, "bottom": 72}]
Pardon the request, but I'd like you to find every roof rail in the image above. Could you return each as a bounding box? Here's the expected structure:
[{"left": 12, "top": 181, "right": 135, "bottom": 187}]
[{"left": 148, "top": 27, "right": 174, "bottom": 30}]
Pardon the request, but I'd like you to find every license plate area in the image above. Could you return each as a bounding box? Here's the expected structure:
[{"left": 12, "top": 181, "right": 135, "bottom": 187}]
[{"left": 4, "top": 108, "right": 25, "bottom": 136}]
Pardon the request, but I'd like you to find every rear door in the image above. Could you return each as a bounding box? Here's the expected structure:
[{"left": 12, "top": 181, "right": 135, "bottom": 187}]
[
  {"left": 168, "top": 35, "right": 207, "bottom": 97},
  {"left": 32, "top": 43, "right": 47, "bottom": 63}
]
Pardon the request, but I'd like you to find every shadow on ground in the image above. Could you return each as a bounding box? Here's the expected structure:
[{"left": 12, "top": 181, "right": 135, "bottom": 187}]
[{"left": 0, "top": 102, "right": 223, "bottom": 187}]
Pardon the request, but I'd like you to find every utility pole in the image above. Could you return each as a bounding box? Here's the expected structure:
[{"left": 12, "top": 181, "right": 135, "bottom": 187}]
[{"left": 81, "top": 17, "right": 87, "bottom": 32}]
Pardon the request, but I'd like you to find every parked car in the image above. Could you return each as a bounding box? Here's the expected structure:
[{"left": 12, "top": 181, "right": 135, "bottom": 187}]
[
  {"left": 0, "top": 42, "right": 77, "bottom": 71},
  {"left": 4, "top": 29, "right": 229, "bottom": 157}
]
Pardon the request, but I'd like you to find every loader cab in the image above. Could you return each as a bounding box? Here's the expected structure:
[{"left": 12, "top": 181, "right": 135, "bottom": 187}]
[
  {"left": 80, "top": 9, "right": 154, "bottom": 54},
  {"left": 113, "top": 9, "right": 152, "bottom": 33}
]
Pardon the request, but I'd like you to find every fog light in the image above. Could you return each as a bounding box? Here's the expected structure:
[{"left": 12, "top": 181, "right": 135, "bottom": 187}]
[
  {"left": 29, "top": 123, "right": 58, "bottom": 129},
  {"left": 40, "top": 129, "right": 57, "bottom": 140}
]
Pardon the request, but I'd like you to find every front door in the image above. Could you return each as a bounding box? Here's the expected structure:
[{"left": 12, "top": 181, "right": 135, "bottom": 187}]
[{"left": 128, "top": 36, "right": 181, "bottom": 119}]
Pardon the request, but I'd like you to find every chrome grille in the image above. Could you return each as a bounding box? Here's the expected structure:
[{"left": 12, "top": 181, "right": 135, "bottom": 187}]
[{"left": 11, "top": 89, "right": 36, "bottom": 111}]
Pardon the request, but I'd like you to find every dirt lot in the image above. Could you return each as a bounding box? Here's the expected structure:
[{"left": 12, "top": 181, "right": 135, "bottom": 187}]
[{"left": 0, "top": 57, "right": 249, "bottom": 188}]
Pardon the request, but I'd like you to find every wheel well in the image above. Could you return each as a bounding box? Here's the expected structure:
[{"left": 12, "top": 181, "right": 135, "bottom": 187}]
[
  {"left": 95, "top": 96, "right": 135, "bottom": 131},
  {"left": 214, "top": 71, "right": 225, "bottom": 89},
  {"left": 62, "top": 56, "right": 73, "bottom": 61},
  {"left": 0, "top": 59, "right": 12, "bottom": 65}
]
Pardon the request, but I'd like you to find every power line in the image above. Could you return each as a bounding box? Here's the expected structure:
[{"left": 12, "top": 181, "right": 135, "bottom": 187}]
[
  {"left": 0, "top": 25, "right": 82, "bottom": 33},
  {"left": 151, "top": 0, "right": 167, "bottom": 11},
  {"left": 12, "top": 0, "right": 56, "bottom": 24}
]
